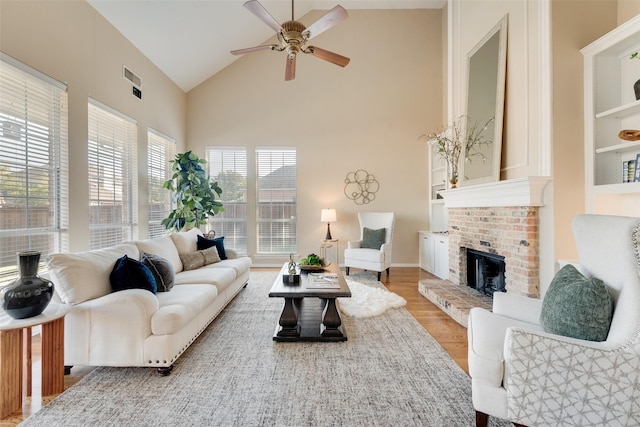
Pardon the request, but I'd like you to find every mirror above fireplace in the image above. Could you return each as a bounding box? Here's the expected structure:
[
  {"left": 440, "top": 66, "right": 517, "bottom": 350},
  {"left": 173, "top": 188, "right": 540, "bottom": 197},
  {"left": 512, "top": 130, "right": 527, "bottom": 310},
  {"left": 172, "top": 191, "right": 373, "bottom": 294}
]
[{"left": 460, "top": 15, "right": 507, "bottom": 187}]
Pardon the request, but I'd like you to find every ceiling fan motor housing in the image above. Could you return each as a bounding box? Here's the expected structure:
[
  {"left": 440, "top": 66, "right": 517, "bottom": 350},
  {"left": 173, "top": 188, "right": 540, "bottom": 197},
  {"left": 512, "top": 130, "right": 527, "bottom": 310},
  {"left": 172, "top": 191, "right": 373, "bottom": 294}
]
[{"left": 280, "top": 20, "right": 306, "bottom": 59}]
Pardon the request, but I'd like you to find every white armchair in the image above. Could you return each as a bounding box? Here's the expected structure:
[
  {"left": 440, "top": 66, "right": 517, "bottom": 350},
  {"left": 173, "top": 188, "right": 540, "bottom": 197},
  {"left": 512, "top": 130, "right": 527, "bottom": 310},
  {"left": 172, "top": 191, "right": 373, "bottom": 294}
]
[
  {"left": 467, "top": 214, "right": 640, "bottom": 426},
  {"left": 344, "top": 212, "right": 395, "bottom": 281}
]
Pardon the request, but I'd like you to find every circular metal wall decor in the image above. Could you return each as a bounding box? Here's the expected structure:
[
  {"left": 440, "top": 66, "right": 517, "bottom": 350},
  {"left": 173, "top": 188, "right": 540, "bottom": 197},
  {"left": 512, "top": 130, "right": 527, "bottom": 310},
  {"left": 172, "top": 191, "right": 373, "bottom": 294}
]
[{"left": 344, "top": 169, "right": 379, "bottom": 205}]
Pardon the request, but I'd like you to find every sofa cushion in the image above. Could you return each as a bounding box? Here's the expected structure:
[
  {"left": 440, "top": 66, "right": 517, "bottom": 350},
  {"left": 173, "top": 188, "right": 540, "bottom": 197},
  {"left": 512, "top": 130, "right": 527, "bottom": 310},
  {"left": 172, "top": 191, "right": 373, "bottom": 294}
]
[
  {"left": 152, "top": 284, "right": 219, "bottom": 335},
  {"left": 48, "top": 242, "right": 140, "bottom": 305},
  {"left": 110, "top": 255, "right": 157, "bottom": 294},
  {"left": 174, "top": 266, "right": 237, "bottom": 292},
  {"left": 361, "top": 227, "right": 386, "bottom": 250},
  {"left": 197, "top": 234, "right": 227, "bottom": 260},
  {"left": 540, "top": 264, "right": 613, "bottom": 342},
  {"left": 179, "top": 247, "right": 221, "bottom": 271},
  {"left": 170, "top": 228, "right": 203, "bottom": 254},
  {"left": 135, "top": 236, "right": 183, "bottom": 273},
  {"left": 141, "top": 252, "right": 175, "bottom": 292}
]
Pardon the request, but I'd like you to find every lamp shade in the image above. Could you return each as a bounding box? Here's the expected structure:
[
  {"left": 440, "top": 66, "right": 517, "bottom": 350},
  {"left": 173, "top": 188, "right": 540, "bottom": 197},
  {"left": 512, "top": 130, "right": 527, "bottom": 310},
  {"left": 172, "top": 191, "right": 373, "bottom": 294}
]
[{"left": 320, "top": 208, "right": 337, "bottom": 223}]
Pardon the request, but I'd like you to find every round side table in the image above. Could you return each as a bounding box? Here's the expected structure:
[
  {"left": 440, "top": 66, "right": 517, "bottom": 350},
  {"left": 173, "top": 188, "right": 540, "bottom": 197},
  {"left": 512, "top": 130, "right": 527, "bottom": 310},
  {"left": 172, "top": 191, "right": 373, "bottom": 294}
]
[
  {"left": 320, "top": 239, "right": 339, "bottom": 265},
  {"left": 0, "top": 303, "right": 70, "bottom": 419}
]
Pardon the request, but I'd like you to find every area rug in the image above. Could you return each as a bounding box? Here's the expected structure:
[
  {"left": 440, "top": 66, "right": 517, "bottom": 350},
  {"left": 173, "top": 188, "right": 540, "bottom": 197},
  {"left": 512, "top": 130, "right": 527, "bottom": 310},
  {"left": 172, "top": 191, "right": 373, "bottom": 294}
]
[
  {"left": 21, "top": 271, "right": 509, "bottom": 427},
  {"left": 339, "top": 275, "right": 407, "bottom": 318}
]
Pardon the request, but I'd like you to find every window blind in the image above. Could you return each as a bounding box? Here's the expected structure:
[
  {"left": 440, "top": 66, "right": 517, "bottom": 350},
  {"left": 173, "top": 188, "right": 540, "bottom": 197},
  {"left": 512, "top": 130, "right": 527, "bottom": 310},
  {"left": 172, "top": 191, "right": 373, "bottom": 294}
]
[
  {"left": 88, "top": 99, "right": 137, "bottom": 250},
  {"left": 256, "top": 148, "right": 296, "bottom": 254},
  {"left": 147, "top": 128, "right": 175, "bottom": 239},
  {"left": 206, "top": 147, "right": 248, "bottom": 254},
  {"left": 0, "top": 53, "right": 69, "bottom": 285}
]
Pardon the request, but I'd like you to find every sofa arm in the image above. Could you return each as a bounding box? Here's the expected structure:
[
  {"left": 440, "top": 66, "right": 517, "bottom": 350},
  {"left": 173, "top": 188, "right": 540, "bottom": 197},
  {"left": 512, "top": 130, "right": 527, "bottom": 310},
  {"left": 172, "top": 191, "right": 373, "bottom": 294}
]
[
  {"left": 492, "top": 292, "right": 542, "bottom": 325},
  {"left": 504, "top": 327, "right": 634, "bottom": 425},
  {"left": 225, "top": 248, "right": 239, "bottom": 259}
]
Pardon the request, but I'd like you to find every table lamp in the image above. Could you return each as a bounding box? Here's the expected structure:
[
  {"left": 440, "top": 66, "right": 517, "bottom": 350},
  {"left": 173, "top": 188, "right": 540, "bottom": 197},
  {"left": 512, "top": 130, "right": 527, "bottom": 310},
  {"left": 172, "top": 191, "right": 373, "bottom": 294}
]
[{"left": 320, "top": 208, "right": 337, "bottom": 240}]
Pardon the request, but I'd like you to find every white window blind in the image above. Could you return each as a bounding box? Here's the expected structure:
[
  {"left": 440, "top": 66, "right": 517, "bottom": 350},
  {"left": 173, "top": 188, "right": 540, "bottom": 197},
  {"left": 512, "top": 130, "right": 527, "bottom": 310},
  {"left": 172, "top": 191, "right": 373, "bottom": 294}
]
[
  {"left": 0, "top": 53, "right": 69, "bottom": 284},
  {"left": 147, "top": 128, "right": 175, "bottom": 239},
  {"left": 88, "top": 99, "right": 137, "bottom": 250},
  {"left": 256, "top": 148, "right": 296, "bottom": 254},
  {"left": 206, "top": 147, "right": 247, "bottom": 254}
]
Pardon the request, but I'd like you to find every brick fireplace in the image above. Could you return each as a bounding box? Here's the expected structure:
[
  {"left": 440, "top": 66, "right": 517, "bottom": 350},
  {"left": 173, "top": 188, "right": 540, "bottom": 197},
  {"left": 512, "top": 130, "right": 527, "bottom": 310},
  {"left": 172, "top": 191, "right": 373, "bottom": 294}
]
[
  {"left": 442, "top": 177, "right": 550, "bottom": 298},
  {"left": 418, "top": 177, "right": 550, "bottom": 326}
]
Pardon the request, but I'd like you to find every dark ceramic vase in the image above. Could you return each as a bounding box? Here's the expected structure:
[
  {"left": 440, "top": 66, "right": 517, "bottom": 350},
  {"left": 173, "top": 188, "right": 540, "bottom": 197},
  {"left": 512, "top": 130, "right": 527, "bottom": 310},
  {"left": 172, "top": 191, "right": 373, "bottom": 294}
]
[
  {"left": 635, "top": 79, "right": 640, "bottom": 101},
  {"left": 1, "top": 251, "right": 54, "bottom": 319}
]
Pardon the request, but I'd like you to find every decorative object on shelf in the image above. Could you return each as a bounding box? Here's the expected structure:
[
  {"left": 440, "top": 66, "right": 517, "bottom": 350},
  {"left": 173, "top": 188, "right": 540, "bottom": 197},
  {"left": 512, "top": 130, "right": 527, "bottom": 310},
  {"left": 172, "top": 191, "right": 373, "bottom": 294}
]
[
  {"left": 423, "top": 116, "right": 494, "bottom": 189},
  {"left": 618, "top": 129, "right": 640, "bottom": 141},
  {"left": 344, "top": 169, "right": 379, "bottom": 204},
  {"left": 630, "top": 52, "right": 640, "bottom": 100},
  {"left": 0, "top": 251, "right": 54, "bottom": 319},
  {"left": 161, "top": 151, "right": 224, "bottom": 232},
  {"left": 320, "top": 208, "right": 337, "bottom": 240}
]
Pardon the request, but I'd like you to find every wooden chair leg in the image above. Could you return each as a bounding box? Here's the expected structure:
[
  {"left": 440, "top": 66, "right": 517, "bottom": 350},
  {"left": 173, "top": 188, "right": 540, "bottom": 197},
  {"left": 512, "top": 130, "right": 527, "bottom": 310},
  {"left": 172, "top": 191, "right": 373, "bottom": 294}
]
[
  {"left": 476, "top": 411, "right": 489, "bottom": 427},
  {"left": 345, "top": 267, "right": 350, "bottom": 276},
  {"left": 377, "top": 271, "right": 381, "bottom": 281}
]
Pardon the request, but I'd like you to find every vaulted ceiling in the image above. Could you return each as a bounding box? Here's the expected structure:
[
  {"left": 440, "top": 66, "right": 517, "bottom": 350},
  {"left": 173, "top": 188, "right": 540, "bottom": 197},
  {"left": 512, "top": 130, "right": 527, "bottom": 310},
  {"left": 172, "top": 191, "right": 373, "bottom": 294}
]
[{"left": 87, "top": 0, "right": 446, "bottom": 92}]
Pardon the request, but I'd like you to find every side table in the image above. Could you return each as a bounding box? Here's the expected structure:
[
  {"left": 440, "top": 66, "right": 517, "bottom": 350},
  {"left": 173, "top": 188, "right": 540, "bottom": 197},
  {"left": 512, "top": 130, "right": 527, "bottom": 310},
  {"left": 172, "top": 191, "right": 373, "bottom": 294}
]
[
  {"left": 320, "top": 239, "right": 339, "bottom": 265},
  {"left": 0, "top": 303, "right": 70, "bottom": 419}
]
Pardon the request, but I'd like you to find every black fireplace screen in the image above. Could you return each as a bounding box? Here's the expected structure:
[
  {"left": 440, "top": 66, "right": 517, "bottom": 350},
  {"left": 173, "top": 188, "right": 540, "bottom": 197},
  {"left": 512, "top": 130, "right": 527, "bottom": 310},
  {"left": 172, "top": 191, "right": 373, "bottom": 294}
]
[{"left": 466, "top": 249, "right": 506, "bottom": 297}]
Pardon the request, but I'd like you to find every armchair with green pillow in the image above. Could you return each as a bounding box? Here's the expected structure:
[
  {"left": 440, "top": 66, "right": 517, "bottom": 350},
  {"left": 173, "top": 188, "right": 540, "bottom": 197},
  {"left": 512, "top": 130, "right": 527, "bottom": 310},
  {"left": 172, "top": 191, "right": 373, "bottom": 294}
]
[
  {"left": 467, "top": 214, "right": 640, "bottom": 426},
  {"left": 344, "top": 212, "right": 395, "bottom": 281}
]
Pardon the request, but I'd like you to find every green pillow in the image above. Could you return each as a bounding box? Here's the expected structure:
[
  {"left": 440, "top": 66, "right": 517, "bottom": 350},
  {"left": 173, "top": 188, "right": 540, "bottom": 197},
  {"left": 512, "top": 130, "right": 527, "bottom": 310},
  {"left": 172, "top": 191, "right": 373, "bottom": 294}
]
[
  {"left": 540, "top": 264, "right": 612, "bottom": 342},
  {"left": 361, "top": 227, "right": 386, "bottom": 250}
]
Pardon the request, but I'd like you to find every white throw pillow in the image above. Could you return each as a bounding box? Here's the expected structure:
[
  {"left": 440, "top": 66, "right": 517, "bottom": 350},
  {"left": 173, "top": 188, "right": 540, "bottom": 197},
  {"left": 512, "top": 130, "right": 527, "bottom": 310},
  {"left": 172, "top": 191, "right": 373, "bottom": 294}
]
[
  {"left": 48, "top": 243, "right": 139, "bottom": 305},
  {"left": 170, "top": 228, "right": 203, "bottom": 254}
]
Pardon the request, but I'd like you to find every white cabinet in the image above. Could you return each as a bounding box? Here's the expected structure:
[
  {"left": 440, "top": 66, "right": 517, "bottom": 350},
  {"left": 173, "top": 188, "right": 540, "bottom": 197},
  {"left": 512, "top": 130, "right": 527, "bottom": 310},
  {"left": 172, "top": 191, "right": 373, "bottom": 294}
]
[
  {"left": 419, "top": 231, "right": 449, "bottom": 279},
  {"left": 582, "top": 15, "right": 640, "bottom": 207}
]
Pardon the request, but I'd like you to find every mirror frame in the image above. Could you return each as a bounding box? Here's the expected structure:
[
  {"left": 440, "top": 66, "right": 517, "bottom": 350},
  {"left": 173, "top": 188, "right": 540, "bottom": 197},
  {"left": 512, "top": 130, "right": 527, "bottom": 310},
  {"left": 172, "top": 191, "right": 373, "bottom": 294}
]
[{"left": 460, "top": 15, "right": 508, "bottom": 187}]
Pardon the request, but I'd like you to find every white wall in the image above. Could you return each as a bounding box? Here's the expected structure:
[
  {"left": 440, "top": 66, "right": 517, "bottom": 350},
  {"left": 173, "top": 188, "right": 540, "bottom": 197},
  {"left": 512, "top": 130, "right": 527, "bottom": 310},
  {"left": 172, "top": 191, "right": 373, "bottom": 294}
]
[
  {"left": 0, "top": 0, "right": 187, "bottom": 250},
  {"left": 187, "top": 9, "right": 444, "bottom": 266}
]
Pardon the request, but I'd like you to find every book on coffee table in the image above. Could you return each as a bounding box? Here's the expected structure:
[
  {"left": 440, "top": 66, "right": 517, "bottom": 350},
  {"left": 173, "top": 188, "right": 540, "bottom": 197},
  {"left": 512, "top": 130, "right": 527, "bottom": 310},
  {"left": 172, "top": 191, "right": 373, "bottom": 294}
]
[{"left": 306, "top": 273, "right": 340, "bottom": 289}]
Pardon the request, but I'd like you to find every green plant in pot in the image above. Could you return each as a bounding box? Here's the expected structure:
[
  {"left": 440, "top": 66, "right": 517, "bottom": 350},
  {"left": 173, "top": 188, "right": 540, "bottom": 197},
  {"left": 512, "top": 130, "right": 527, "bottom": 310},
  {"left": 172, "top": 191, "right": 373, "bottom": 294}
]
[{"left": 161, "top": 151, "right": 224, "bottom": 232}]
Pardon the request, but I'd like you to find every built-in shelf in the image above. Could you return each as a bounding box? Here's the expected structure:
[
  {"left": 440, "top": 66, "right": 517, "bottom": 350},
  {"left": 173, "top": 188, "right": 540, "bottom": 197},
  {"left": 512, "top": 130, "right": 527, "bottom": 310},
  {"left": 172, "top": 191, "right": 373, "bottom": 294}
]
[
  {"left": 595, "top": 99, "right": 640, "bottom": 119},
  {"left": 595, "top": 140, "right": 640, "bottom": 154},
  {"left": 593, "top": 182, "right": 640, "bottom": 194}
]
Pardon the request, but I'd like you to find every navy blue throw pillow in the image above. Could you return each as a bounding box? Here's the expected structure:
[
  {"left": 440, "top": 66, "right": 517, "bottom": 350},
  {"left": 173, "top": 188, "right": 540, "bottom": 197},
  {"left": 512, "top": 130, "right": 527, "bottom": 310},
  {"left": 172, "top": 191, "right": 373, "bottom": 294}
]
[
  {"left": 197, "top": 234, "right": 227, "bottom": 260},
  {"left": 109, "top": 255, "right": 157, "bottom": 294}
]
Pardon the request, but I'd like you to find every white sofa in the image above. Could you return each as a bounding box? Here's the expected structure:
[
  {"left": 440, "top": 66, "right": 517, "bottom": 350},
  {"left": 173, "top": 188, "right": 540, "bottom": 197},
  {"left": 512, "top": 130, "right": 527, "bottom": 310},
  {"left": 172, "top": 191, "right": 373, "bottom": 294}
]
[{"left": 47, "top": 228, "right": 251, "bottom": 375}]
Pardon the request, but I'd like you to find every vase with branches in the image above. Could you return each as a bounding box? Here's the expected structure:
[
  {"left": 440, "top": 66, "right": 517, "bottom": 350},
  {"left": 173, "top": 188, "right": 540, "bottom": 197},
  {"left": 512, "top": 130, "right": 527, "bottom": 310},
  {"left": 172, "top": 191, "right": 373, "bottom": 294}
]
[
  {"left": 161, "top": 151, "right": 224, "bottom": 232},
  {"left": 424, "top": 116, "right": 494, "bottom": 188}
]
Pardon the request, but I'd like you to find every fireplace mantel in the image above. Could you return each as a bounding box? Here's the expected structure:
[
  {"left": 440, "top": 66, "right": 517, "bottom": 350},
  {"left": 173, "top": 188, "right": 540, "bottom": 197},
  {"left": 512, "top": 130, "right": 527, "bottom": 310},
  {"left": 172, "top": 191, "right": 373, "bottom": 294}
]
[{"left": 439, "top": 176, "right": 551, "bottom": 208}]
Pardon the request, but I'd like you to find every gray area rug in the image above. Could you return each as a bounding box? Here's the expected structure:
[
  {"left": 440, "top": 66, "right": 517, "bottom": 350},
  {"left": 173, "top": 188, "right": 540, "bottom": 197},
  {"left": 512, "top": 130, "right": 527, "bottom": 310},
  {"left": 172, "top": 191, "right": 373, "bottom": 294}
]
[{"left": 21, "top": 271, "right": 509, "bottom": 427}]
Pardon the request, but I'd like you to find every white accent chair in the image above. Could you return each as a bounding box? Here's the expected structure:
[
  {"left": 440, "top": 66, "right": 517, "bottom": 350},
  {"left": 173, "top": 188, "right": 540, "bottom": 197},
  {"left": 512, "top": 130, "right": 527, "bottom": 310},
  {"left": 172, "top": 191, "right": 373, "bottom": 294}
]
[
  {"left": 467, "top": 214, "right": 640, "bottom": 426},
  {"left": 344, "top": 212, "right": 395, "bottom": 281}
]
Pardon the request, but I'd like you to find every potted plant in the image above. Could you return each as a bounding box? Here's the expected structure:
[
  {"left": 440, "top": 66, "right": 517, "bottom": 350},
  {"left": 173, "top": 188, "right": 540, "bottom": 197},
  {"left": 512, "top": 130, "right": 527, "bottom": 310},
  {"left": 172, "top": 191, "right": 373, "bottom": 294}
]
[
  {"left": 161, "top": 151, "right": 224, "bottom": 232},
  {"left": 424, "top": 116, "right": 494, "bottom": 188}
]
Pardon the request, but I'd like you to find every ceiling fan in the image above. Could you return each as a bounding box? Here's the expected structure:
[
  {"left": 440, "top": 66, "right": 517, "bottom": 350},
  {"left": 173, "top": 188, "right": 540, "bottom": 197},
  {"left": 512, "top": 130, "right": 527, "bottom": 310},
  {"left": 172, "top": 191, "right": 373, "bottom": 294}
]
[{"left": 230, "top": 0, "right": 350, "bottom": 81}]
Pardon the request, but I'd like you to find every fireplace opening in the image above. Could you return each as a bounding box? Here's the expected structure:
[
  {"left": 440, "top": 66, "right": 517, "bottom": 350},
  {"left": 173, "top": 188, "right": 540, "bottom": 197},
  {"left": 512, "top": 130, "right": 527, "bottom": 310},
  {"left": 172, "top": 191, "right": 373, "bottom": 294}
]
[{"left": 466, "top": 248, "right": 506, "bottom": 298}]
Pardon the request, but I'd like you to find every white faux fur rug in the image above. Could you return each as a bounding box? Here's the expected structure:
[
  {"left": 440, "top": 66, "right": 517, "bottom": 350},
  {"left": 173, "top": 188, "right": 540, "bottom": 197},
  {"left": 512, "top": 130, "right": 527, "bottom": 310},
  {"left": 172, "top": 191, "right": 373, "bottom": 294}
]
[{"left": 338, "top": 280, "right": 407, "bottom": 318}]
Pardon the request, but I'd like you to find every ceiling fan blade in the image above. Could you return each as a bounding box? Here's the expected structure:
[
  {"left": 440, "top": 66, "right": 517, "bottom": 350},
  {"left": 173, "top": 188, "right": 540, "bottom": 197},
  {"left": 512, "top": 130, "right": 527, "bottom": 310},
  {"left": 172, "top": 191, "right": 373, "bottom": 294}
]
[
  {"left": 302, "top": 5, "right": 348, "bottom": 40},
  {"left": 243, "top": 0, "right": 284, "bottom": 33},
  {"left": 230, "top": 45, "right": 278, "bottom": 55},
  {"left": 306, "top": 46, "right": 350, "bottom": 67},
  {"left": 285, "top": 55, "right": 296, "bottom": 81}
]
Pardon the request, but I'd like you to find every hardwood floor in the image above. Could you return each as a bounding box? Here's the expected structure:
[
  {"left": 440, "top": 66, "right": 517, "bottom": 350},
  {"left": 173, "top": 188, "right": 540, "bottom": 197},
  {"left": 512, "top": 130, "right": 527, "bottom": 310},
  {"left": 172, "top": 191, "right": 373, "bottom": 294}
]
[{"left": 0, "top": 267, "right": 468, "bottom": 426}]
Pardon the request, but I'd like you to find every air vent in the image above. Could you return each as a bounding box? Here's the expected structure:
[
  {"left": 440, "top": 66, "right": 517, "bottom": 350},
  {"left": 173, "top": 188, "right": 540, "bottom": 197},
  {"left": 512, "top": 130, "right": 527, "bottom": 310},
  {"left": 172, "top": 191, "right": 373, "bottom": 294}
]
[{"left": 123, "top": 66, "right": 141, "bottom": 88}]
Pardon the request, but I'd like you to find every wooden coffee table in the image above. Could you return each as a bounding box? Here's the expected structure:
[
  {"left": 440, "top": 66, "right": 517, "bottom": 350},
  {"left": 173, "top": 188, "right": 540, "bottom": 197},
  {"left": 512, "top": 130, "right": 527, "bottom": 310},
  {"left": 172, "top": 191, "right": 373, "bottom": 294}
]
[{"left": 269, "top": 262, "right": 351, "bottom": 342}]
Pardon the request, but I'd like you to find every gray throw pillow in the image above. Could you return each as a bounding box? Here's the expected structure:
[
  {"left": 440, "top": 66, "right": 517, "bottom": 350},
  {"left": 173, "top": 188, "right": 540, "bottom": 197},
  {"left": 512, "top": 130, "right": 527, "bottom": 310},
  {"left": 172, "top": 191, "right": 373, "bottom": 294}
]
[
  {"left": 361, "top": 227, "right": 386, "bottom": 250},
  {"left": 179, "top": 247, "right": 221, "bottom": 271},
  {"left": 141, "top": 251, "right": 175, "bottom": 292},
  {"left": 540, "top": 264, "right": 613, "bottom": 342}
]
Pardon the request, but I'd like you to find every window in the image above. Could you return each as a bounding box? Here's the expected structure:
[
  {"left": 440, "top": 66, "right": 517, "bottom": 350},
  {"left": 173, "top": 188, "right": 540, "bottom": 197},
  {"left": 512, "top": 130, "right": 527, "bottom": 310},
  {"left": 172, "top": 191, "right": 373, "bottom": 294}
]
[
  {"left": 147, "top": 129, "right": 175, "bottom": 239},
  {"left": 0, "top": 53, "right": 69, "bottom": 284},
  {"left": 88, "top": 99, "right": 137, "bottom": 249},
  {"left": 256, "top": 148, "right": 296, "bottom": 254},
  {"left": 206, "top": 147, "right": 247, "bottom": 254}
]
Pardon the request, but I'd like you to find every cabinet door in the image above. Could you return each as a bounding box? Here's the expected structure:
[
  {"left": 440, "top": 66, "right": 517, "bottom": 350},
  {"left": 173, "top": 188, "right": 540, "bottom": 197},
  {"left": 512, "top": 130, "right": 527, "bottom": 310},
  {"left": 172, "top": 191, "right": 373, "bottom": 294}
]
[
  {"left": 434, "top": 237, "right": 449, "bottom": 279},
  {"left": 419, "top": 233, "right": 435, "bottom": 273}
]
